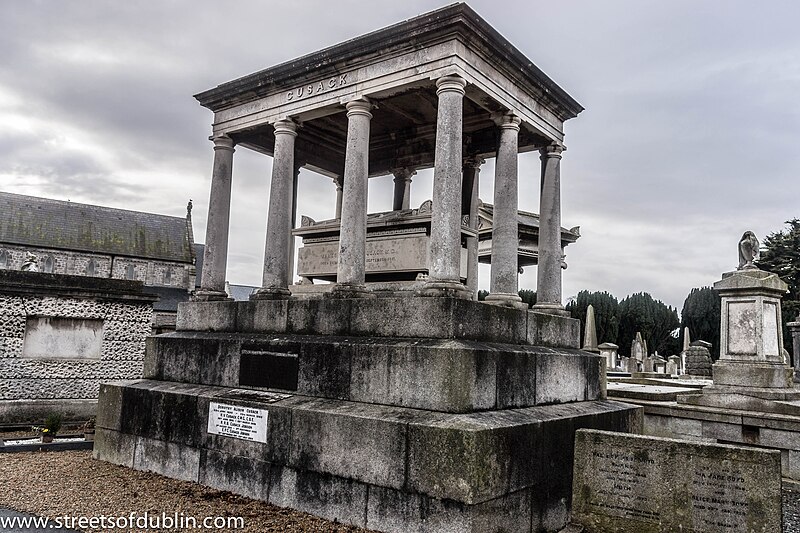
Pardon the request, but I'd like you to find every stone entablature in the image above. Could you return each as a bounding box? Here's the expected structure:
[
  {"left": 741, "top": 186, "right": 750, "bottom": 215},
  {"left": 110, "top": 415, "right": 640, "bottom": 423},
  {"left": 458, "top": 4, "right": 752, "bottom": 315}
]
[{"left": 0, "top": 270, "right": 155, "bottom": 423}]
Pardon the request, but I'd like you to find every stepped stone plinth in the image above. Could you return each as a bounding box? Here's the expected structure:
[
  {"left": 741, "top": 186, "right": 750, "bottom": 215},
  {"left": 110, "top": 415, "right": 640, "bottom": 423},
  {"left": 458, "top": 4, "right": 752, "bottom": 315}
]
[{"left": 94, "top": 5, "right": 641, "bottom": 531}]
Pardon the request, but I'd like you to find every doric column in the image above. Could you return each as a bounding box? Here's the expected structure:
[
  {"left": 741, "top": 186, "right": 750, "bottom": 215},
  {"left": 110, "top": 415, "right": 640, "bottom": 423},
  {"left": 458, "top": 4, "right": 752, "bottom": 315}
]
[
  {"left": 533, "top": 143, "right": 568, "bottom": 315},
  {"left": 287, "top": 161, "right": 302, "bottom": 286},
  {"left": 462, "top": 157, "right": 483, "bottom": 298},
  {"left": 486, "top": 114, "right": 524, "bottom": 307},
  {"left": 420, "top": 75, "right": 471, "bottom": 298},
  {"left": 331, "top": 98, "right": 373, "bottom": 297},
  {"left": 195, "top": 135, "right": 235, "bottom": 301},
  {"left": 392, "top": 168, "right": 415, "bottom": 211},
  {"left": 252, "top": 119, "right": 297, "bottom": 300},
  {"left": 333, "top": 176, "right": 343, "bottom": 218}
]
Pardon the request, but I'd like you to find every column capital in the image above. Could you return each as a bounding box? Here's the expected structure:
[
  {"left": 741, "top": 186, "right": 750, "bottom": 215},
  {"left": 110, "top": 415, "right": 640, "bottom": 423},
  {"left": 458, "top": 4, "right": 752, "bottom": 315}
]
[
  {"left": 435, "top": 75, "right": 467, "bottom": 96},
  {"left": 494, "top": 113, "right": 521, "bottom": 131},
  {"left": 273, "top": 119, "right": 298, "bottom": 137},
  {"left": 540, "top": 143, "right": 565, "bottom": 159},
  {"left": 392, "top": 167, "right": 416, "bottom": 182},
  {"left": 463, "top": 156, "right": 485, "bottom": 169},
  {"left": 211, "top": 135, "right": 235, "bottom": 152},
  {"left": 345, "top": 98, "right": 373, "bottom": 119}
]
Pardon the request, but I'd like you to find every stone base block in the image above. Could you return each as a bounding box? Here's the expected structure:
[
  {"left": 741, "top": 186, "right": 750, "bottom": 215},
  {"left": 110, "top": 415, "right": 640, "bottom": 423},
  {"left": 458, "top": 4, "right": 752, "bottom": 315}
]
[
  {"left": 145, "top": 333, "right": 601, "bottom": 412},
  {"left": 712, "top": 361, "right": 794, "bottom": 388},
  {"left": 176, "top": 297, "right": 580, "bottom": 349},
  {"left": 94, "top": 380, "right": 641, "bottom": 532}
]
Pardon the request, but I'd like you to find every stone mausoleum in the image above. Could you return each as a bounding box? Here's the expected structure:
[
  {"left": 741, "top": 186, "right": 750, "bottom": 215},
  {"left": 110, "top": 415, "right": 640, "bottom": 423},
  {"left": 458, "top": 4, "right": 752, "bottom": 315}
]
[{"left": 95, "top": 5, "right": 640, "bottom": 532}]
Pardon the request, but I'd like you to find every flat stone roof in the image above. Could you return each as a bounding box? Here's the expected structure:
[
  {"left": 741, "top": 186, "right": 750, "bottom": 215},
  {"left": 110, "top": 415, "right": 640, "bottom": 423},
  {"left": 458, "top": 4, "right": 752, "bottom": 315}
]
[{"left": 194, "top": 3, "right": 583, "bottom": 179}]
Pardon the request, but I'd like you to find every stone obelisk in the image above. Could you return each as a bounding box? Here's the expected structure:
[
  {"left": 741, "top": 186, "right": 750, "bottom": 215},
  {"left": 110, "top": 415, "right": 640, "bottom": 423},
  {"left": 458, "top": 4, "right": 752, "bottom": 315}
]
[{"left": 582, "top": 304, "right": 600, "bottom": 353}]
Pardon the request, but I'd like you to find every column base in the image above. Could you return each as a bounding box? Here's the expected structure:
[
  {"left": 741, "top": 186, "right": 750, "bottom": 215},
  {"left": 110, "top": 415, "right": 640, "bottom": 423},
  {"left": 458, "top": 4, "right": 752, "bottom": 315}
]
[
  {"left": 192, "top": 290, "right": 232, "bottom": 302},
  {"left": 531, "top": 302, "right": 570, "bottom": 317},
  {"left": 327, "top": 283, "right": 375, "bottom": 299},
  {"left": 250, "top": 287, "right": 291, "bottom": 300},
  {"left": 484, "top": 293, "right": 528, "bottom": 310},
  {"left": 417, "top": 279, "right": 472, "bottom": 299}
]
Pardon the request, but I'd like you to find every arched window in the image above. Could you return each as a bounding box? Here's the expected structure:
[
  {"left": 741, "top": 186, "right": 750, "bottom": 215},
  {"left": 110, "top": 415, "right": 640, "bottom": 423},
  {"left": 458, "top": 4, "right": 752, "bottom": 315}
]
[
  {"left": 86, "top": 259, "right": 97, "bottom": 277},
  {"left": 43, "top": 255, "right": 55, "bottom": 273},
  {"left": 0, "top": 250, "right": 7, "bottom": 270},
  {"left": 164, "top": 267, "right": 172, "bottom": 285},
  {"left": 125, "top": 264, "right": 136, "bottom": 280}
]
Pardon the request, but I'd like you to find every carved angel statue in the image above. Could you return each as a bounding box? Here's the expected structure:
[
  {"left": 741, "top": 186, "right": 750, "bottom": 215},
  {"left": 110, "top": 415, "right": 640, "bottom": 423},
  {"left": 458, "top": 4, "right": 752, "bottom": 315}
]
[
  {"left": 21, "top": 252, "right": 39, "bottom": 272},
  {"left": 737, "top": 231, "right": 759, "bottom": 270}
]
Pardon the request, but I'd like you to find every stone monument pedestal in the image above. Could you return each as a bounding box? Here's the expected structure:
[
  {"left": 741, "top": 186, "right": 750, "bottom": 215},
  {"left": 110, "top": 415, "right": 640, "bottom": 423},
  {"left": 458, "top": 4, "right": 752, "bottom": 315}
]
[
  {"left": 94, "top": 297, "right": 641, "bottom": 532},
  {"left": 679, "top": 268, "right": 800, "bottom": 411}
]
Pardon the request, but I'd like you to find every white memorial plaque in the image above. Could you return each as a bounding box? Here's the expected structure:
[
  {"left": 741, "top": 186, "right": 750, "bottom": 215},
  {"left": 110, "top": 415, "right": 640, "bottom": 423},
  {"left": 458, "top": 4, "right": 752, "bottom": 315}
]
[{"left": 207, "top": 402, "right": 268, "bottom": 443}]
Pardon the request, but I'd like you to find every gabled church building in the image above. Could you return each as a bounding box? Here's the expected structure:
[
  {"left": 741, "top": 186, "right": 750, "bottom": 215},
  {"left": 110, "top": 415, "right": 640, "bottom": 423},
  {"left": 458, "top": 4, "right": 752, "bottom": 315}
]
[{"left": 0, "top": 192, "right": 197, "bottom": 331}]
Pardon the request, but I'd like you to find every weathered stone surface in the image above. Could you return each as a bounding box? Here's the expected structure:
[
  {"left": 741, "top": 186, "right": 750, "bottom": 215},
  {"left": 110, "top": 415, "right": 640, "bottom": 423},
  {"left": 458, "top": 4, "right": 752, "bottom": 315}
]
[
  {"left": 536, "top": 352, "right": 587, "bottom": 404},
  {"left": 528, "top": 311, "right": 580, "bottom": 349},
  {"left": 133, "top": 436, "right": 201, "bottom": 483},
  {"left": 93, "top": 427, "right": 136, "bottom": 467},
  {"left": 366, "top": 485, "right": 531, "bottom": 533},
  {"left": 572, "top": 429, "right": 782, "bottom": 533},
  {"left": 176, "top": 301, "right": 236, "bottom": 331},
  {"left": 349, "top": 339, "right": 496, "bottom": 412},
  {"left": 236, "top": 300, "right": 288, "bottom": 333},
  {"left": 198, "top": 449, "right": 270, "bottom": 501},
  {"left": 289, "top": 399, "right": 408, "bottom": 489},
  {"left": 268, "top": 465, "right": 368, "bottom": 528}
]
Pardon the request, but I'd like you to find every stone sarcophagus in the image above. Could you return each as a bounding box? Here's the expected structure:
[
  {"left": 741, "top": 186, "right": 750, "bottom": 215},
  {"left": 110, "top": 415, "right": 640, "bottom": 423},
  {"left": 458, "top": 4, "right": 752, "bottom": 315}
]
[{"left": 293, "top": 203, "right": 472, "bottom": 285}]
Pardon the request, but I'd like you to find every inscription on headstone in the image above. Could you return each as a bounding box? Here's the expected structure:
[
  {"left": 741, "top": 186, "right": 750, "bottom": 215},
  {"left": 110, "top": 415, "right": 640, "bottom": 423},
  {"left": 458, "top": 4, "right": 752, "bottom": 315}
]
[
  {"left": 207, "top": 402, "right": 268, "bottom": 443},
  {"left": 572, "top": 429, "right": 781, "bottom": 533}
]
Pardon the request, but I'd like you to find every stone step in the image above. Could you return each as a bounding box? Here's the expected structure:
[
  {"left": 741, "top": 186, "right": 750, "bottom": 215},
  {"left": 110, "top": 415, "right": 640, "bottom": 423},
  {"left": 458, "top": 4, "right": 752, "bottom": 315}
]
[
  {"left": 145, "top": 333, "right": 603, "bottom": 413},
  {"left": 94, "top": 379, "right": 641, "bottom": 532}
]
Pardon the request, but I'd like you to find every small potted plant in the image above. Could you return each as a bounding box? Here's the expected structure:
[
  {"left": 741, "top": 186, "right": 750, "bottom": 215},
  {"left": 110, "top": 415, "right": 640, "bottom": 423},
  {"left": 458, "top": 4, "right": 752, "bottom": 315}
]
[
  {"left": 83, "top": 417, "right": 96, "bottom": 441},
  {"left": 33, "top": 413, "right": 62, "bottom": 443}
]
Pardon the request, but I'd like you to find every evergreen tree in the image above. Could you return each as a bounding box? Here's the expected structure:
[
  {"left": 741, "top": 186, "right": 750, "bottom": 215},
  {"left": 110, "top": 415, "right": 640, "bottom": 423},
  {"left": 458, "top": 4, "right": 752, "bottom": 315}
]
[
  {"left": 756, "top": 219, "right": 800, "bottom": 354},
  {"left": 617, "top": 292, "right": 680, "bottom": 357},
  {"left": 566, "top": 290, "right": 620, "bottom": 346},
  {"left": 680, "top": 287, "right": 721, "bottom": 360},
  {"left": 518, "top": 289, "right": 537, "bottom": 308}
]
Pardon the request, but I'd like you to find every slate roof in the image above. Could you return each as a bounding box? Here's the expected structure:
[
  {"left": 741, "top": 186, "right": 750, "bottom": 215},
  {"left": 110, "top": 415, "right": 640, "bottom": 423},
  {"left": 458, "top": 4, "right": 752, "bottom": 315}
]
[{"left": 0, "top": 192, "right": 193, "bottom": 263}]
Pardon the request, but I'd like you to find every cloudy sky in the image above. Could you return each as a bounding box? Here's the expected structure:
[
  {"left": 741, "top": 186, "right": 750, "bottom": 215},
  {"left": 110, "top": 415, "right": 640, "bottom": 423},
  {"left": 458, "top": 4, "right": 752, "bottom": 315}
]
[{"left": 1, "top": 1, "right": 798, "bottom": 310}]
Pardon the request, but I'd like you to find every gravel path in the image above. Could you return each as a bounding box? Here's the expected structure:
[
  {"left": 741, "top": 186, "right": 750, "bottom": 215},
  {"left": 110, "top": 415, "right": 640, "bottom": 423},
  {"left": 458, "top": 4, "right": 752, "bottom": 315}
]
[
  {"left": 1, "top": 450, "right": 797, "bottom": 532},
  {"left": 0, "top": 451, "right": 375, "bottom": 533}
]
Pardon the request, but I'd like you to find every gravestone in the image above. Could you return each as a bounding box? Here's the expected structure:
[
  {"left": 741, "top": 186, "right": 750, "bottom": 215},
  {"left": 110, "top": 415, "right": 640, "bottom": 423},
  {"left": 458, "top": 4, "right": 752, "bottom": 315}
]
[
  {"left": 684, "top": 341, "right": 713, "bottom": 378},
  {"left": 571, "top": 429, "right": 782, "bottom": 533},
  {"left": 667, "top": 355, "right": 681, "bottom": 376},
  {"left": 598, "top": 343, "right": 618, "bottom": 371}
]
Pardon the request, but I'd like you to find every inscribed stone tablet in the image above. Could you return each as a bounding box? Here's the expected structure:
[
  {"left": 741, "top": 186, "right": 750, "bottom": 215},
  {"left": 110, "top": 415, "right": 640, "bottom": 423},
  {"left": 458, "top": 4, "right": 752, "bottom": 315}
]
[
  {"left": 572, "top": 429, "right": 781, "bottom": 533},
  {"left": 207, "top": 402, "right": 268, "bottom": 443}
]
